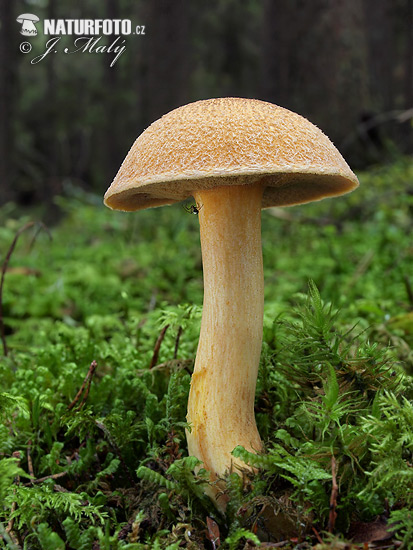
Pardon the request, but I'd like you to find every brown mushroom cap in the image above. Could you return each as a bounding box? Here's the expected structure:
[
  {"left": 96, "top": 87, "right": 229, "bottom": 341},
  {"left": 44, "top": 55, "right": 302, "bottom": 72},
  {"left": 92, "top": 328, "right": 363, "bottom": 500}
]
[{"left": 104, "top": 97, "right": 359, "bottom": 212}]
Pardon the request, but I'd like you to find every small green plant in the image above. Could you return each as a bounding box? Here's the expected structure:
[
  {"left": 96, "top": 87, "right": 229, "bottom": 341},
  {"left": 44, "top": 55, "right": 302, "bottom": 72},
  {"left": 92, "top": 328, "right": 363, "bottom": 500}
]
[{"left": 358, "top": 392, "right": 413, "bottom": 507}]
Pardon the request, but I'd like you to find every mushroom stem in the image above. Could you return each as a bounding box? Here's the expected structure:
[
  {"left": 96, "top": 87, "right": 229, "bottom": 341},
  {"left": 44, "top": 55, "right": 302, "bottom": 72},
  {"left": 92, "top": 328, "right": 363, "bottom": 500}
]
[{"left": 186, "top": 182, "right": 264, "bottom": 502}]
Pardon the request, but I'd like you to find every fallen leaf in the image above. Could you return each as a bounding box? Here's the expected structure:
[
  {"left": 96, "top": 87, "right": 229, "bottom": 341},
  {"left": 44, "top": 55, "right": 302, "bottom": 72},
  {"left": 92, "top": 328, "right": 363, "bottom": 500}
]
[
  {"left": 206, "top": 516, "right": 220, "bottom": 549},
  {"left": 349, "top": 516, "right": 393, "bottom": 543}
]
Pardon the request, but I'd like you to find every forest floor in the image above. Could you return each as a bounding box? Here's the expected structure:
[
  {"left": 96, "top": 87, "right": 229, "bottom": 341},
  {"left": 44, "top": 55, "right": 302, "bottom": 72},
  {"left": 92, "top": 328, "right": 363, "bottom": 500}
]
[{"left": 0, "top": 159, "right": 413, "bottom": 549}]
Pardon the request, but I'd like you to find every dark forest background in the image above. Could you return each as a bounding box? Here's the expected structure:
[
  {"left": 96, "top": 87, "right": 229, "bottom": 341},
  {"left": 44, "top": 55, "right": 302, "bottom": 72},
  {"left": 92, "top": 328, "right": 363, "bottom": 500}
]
[{"left": 1, "top": 0, "right": 413, "bottom": 211}]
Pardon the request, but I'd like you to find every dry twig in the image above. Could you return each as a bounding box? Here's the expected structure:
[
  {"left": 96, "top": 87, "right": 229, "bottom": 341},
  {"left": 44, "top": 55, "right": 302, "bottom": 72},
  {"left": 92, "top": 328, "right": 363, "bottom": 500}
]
[
  {"left": 26, "top": 440, "right": 34, "bottom": 479},
  {"left": 24, "top": 471, "right": 68, "bottom": 486},
  {"left": 0, "top": 521, "right": 21, "bottom": 549},
  {"left": 328, "top": 455, "right": 339, "bottom": 533},
  {"left": 6, "top": 451, "right": 22, "bottom": 546},
  {"left": 311, "top": 526, "right": 324, "bottom": 544},
  {"left": 68, "top": 360, "right": 98, "bottom": 411},
  {"left": 173, "top": 325, "right": 183, "bottom": 359},
  {"left": 148, "top": 358, "right": 194, "bottom": 375},
  {"left": 149, "top": 324, "right": 169, "bottom": 368}
]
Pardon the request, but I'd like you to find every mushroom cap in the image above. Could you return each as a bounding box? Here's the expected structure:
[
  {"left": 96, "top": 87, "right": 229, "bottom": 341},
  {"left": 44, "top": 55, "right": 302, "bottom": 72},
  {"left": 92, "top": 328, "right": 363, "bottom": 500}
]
[
  {"left": 16, "top": 13, "right": 40, "bottom": 23},
  {"left": 104, "top": 97, "right": 359, "bottom": 211}
]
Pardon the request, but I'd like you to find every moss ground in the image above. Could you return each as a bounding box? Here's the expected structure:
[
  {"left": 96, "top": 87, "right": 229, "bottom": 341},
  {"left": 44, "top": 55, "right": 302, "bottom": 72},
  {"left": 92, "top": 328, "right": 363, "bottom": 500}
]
[{"left": 1, "top": 160, "right": 413, "bottom": 549}]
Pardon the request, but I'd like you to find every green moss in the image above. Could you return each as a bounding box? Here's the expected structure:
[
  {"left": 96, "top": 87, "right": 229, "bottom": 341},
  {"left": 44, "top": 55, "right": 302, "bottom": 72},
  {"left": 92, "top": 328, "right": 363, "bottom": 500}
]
[{"left": 0, "top": 159, "right": 413, "bottom": 548}]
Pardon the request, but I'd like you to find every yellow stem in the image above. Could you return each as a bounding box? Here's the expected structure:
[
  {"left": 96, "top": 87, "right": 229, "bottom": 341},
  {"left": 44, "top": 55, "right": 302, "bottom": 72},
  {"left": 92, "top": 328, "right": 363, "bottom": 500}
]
[{"left": 186, "top": 182, "right": 264, "bottom": 506}]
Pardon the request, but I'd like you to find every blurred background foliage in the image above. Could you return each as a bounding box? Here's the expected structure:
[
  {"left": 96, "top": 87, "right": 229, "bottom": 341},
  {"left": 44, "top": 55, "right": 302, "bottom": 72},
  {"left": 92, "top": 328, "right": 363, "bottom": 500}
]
[{"left": 1, "top": 0, "right": 413, "bottom": 215}]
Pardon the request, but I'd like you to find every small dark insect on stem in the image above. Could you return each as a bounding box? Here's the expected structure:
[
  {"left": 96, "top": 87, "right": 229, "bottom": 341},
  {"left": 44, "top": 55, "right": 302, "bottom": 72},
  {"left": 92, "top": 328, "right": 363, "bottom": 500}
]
[
  {"left": 0, "top": 221, "right": 50, "bottom": 356},
  {"left": 183, "top": 202, "right": 203, "bottom": 215}
]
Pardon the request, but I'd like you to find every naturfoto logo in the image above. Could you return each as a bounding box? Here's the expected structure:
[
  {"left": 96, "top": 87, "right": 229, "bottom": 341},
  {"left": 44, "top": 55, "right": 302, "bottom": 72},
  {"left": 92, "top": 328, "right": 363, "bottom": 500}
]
[
  {"left": 42, "top": 19, "right": 143, "bottom": 36},
  {"left": 16, "top": 13, "right": 39, "bottom": 36},
  {"left": 17, "top": 15, "right": 145, "bottom": 67}
]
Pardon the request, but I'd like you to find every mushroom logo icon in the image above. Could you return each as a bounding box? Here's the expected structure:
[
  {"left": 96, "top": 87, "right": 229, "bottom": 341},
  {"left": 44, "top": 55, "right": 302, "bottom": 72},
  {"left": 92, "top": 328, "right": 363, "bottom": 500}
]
[{"left": 16, "top": 14, "right": 39, "bottom": 36}]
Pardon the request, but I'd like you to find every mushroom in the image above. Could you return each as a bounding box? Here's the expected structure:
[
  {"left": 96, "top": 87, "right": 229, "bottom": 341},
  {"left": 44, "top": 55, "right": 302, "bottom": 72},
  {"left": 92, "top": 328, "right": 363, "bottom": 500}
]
[
  {"left": 104, "top": 97, "right": 359, "bottom": 508},
  {"left": 16, "top": 14, "right": 39, "bottom": 37}
]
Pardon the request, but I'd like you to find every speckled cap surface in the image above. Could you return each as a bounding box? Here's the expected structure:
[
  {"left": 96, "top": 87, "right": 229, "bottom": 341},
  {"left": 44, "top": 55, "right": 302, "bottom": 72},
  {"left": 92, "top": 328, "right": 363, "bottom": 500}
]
[{"left": 104, "top": 97, "right": 359, "bottom": 211}]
